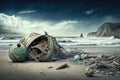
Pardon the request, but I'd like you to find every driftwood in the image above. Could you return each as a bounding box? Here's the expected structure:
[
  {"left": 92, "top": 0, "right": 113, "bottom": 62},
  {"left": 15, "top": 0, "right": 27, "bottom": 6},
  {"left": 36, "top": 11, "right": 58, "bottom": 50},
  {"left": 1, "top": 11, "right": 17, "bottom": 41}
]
[
  {"left": 56, "top": 63, "right": 68, "bottom": 70},
  {"left": 85, "top": 54, "right": 120, "bottom": 77},
  {"left": 89, "top": 54, "right": 120, "bottom": 69}
]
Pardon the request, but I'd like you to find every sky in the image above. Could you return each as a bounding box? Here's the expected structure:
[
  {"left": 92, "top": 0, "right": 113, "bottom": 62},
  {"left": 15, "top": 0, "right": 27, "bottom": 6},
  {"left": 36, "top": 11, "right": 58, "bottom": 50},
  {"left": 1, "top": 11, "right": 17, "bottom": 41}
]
[{"left": 0, "top": 0, "right": 120, "bottom": 36}]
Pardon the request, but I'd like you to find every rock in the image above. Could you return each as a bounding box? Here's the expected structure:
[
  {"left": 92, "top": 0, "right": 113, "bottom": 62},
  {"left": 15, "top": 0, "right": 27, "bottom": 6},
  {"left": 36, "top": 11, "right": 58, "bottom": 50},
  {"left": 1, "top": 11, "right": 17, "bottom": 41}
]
[
  {"left": 87, "top": 22, "right": 120, "bottom": 38},
  {"left": 85, "top": 68, "right": 94, "bottom": 77},
  {"left": 73, "top": 55, "right": 80, "bottom": 61},
  {"left": 80, "top": 33, "right": 83, "bottom": 38}
]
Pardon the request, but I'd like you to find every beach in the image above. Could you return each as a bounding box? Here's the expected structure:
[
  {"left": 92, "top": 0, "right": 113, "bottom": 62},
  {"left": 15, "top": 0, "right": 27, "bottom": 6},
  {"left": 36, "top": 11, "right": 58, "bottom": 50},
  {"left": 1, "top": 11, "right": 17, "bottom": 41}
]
[
  {"left": 0, "top": 1, "right": 120, "bottom": 79},
  {"left": 0, "top": 45, "right": 120, "bottom": 80}
]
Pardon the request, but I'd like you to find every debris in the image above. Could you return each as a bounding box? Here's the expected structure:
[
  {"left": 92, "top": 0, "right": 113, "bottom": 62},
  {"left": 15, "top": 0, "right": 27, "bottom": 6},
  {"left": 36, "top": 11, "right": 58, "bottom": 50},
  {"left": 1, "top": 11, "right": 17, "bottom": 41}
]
[
  {"left": 56, "top": 63, "right": 68, "bottom": 70},
  {"left": 9, "top": 43, "right": 27, "bottom": 62},
  {"left": 85, "top": 63, "right": 96, "bottom": 77},
  {"left": 85, "top": 68, "right": 94, "bottom": 77},
  {"left": 9, "top": 32, "right": 68, "bottom": 62},
  {"left": 73, "top": 55, "right": 80, "bottom": 61},
  {"left": 44, "top": 31, "right": 48, "bottom": 35},
  {"left": 48, "top": 66, "right": 53, "bottom": 69},
  {"left": 70, "top": 51, "right": 93, "bottom": 65},
  {"left": 80, "top": 53, "right": 89, "bottom": 60},
  {"left": 70, "top": 51, "right": 120, "bottom": 77},
  {"left": 85, "top": 54, "right": 120, "bottom": 77},
  {"left": 51, "top": 58, "right": 58, "bottom": 61}
]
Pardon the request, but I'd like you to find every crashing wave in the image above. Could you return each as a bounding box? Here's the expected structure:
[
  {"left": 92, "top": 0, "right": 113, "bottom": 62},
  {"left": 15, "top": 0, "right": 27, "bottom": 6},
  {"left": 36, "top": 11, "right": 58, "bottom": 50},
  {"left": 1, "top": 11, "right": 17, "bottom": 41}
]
[{"left": 58, "top": 37, "right": 120, "bottom": 46}]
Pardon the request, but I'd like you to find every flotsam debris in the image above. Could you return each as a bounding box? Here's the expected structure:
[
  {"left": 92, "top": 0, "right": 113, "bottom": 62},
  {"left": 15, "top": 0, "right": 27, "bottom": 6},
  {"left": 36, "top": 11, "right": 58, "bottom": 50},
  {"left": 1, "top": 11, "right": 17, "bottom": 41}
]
[
  {"left": 70, "top": 51, "right": 120, "bottom": 77},
  {"left": 56, "top": 63, "right": 69, "bottom": 70},
  {"left": 9, "top": 32, "right": 68, "bottom": 62},
  {"left": 86, "top": 54, "right": 120, "bottom": 77},
  {"left": 8, "top": 32, "right": 120, "bottom": 78}
]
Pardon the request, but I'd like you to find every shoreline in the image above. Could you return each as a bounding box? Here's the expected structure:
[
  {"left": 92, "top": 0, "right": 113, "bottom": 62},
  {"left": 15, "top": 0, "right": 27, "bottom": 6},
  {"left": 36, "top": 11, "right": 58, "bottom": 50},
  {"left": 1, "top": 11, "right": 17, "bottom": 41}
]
[
  {"left": 0, "top": 46, "right": 120, "bottom": 80},
  {"left": 1, "top": 45, "right": 120, "bottom": 53}
]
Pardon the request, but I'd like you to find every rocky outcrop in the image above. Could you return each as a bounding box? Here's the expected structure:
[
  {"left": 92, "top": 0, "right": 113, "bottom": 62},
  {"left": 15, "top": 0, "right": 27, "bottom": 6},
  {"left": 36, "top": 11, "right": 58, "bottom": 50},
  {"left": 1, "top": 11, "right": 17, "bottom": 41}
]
[{"left": 87, "top": 22, "right": 120, "bottom": 38}]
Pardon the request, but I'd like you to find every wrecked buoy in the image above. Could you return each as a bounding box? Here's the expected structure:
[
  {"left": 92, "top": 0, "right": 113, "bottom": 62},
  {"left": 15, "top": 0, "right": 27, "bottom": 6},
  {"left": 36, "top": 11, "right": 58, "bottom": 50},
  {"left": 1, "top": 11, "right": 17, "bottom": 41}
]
[
  {"left": 9, "top": 43, "right": 27, "bottom": 62},
  {"left": 8, "top": 32, "right": 67, "bottom": 62}
]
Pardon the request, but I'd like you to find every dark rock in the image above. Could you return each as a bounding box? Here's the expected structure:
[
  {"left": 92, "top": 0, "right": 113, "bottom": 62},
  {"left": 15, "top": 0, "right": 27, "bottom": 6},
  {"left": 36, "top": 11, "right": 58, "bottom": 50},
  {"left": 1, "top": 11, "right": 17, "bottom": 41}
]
[
  {"left": 80, "top": 33, "right": 83, "bottom": 38},
  {"left": 87, "top": 22, "right": 120, "bottom": 38}
]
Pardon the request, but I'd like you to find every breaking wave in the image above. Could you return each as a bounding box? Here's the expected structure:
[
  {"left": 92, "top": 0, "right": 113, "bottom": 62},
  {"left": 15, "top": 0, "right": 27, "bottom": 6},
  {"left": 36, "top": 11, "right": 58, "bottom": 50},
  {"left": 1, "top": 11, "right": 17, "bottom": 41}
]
[
  {"left": 0, "top": 13, "right": 120, "bottom": 47},
  {"left": 0, "top": 36, "right": 120, "bottom": 47},
  {"left": 57, "top": 36, "right": 120, "bottom": 47}
]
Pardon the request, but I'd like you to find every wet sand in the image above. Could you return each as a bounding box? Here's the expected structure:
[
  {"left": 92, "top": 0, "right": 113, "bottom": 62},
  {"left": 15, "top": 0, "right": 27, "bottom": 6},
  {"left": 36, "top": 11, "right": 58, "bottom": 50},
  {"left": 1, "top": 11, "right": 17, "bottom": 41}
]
[{"left": 0, "top": 48, "right": 120, "bottom": 80}]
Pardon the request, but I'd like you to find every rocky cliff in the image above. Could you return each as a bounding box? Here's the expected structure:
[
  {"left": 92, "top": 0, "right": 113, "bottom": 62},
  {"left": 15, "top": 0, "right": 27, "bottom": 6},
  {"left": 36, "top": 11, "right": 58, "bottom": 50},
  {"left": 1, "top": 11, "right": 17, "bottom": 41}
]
[{"left": 87, "top": 22, "right": 120, "bottom": 38}]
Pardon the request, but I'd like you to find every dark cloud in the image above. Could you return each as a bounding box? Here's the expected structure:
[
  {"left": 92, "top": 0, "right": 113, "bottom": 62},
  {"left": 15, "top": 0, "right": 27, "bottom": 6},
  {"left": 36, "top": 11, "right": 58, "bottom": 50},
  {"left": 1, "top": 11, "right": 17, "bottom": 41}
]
[
  {"left": 0, "top": 0, "right": 120, "bottom": 20},
  {"left": 0, "top": 0, "right": 120, "bottom": 35}
]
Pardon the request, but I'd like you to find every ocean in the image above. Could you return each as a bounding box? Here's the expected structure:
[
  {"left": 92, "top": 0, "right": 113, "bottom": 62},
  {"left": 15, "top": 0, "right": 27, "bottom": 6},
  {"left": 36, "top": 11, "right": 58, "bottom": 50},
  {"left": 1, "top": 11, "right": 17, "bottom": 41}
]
[
  {"left": 0, "top": 35, "right": 120, "bottom": 53},
  {"left": 57, "top": 36, "right": 120, "bottom": 47}
]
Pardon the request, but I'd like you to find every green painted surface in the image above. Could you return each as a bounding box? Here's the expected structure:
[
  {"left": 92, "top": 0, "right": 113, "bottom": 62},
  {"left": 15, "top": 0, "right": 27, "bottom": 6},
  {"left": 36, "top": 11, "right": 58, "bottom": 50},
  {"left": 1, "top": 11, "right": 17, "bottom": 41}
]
[{"left": 9, "top": 43, "right": 27, "bottom": 62}]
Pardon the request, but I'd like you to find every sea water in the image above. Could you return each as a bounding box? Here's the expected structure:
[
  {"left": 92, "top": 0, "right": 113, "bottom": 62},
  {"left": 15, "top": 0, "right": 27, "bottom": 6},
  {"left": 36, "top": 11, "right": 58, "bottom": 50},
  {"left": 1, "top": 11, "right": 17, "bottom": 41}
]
[
  {"left": 57, "top": 36, "right": 120, "bottom": 47},
  {"left": 0, "top": 35, "right": 120, "bottom": 52}
]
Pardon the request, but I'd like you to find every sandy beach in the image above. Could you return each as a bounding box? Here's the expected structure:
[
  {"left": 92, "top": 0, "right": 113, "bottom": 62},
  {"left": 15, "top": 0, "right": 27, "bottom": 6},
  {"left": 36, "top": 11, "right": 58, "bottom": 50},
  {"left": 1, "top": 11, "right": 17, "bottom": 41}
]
[
  {"left": 0, "top": 46, "right": 120, "bottom": 80},
  {"left": 1, "top": 0, "right": 120, "bottom": 79}
]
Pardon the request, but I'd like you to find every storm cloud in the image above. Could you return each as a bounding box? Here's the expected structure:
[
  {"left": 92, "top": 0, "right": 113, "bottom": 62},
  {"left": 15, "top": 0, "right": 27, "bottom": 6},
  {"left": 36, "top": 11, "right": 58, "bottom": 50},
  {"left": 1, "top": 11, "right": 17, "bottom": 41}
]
[{"left": 0, "top": 0, "right": 120, "bottom": 36}]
